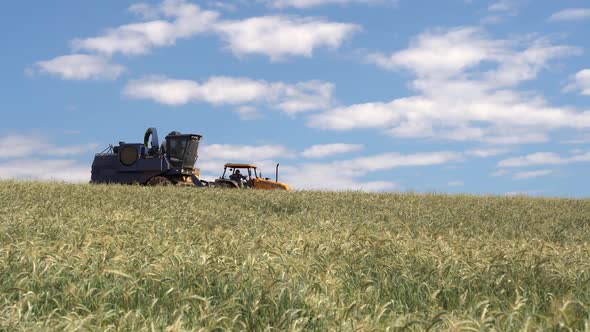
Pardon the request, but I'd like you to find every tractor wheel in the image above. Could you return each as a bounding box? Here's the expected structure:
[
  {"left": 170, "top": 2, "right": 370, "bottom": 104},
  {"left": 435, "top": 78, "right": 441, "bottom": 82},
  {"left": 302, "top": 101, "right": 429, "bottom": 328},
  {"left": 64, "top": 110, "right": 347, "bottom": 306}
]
[
  {"left": 213, "top": 181, "right": 238, "bottom": 189},
  {"left": 147, "top": 176, "right": 172, "bottom": 186}
]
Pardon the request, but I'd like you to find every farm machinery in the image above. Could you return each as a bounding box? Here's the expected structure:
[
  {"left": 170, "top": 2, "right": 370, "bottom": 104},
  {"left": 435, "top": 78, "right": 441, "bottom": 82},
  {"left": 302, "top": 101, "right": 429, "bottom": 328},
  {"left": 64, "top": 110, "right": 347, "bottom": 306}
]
[
  {"left": 91, "top": 128, "right": 205, "bottom": 186},
  {"left": 90, "top": 127, "right": 290, "bottom": 190},
  {"left": 211, "top": 163, "right": 290, "bottom": 191}
]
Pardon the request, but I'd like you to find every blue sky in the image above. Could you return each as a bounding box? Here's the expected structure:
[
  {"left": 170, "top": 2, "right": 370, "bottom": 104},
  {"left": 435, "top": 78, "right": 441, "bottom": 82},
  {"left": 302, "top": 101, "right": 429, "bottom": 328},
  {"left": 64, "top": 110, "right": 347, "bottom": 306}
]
[{"left": 1, "top": 0, "right": 590, "bottom": 196}]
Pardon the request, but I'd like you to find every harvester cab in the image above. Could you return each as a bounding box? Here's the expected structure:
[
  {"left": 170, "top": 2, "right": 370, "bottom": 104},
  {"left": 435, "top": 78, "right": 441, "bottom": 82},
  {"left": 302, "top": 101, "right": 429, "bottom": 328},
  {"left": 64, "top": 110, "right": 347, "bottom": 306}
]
[
  {"left": 212, "top": 163, "right": 290, "bottom": 191},
  {"left": 161, "top": 131, "right": 201, "bottom": 170},
  {"left": 91, "top": 127, "right": 204, "bottom": 186}
]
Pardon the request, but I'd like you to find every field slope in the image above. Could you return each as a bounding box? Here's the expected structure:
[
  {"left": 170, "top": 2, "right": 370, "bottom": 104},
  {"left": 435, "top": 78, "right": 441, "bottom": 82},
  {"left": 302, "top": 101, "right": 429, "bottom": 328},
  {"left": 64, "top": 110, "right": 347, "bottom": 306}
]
[{"left": 1, "top": 181, "right": 589, "bottom": 330}]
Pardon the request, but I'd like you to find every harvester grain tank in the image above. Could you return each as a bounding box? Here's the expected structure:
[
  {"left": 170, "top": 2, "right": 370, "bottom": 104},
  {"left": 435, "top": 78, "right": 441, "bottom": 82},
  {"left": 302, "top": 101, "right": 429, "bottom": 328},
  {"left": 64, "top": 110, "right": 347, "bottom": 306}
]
[{"left": 91, "top": 128, "right": 204, "bottom": 186}]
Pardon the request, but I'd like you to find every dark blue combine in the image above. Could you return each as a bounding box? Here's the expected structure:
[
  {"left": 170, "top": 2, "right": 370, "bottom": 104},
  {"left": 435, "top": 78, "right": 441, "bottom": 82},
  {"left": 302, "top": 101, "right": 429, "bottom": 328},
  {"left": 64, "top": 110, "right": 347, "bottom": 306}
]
[{"left": 90, "top": 127, "right": 204, "bottom": 186}]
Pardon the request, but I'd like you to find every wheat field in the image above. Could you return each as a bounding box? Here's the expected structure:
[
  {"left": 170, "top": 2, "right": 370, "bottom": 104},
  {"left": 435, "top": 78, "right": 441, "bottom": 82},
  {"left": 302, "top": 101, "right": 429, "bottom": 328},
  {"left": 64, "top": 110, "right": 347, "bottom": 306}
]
[{"left": 0, "top": 181, "right": 589, "bottom": 331}]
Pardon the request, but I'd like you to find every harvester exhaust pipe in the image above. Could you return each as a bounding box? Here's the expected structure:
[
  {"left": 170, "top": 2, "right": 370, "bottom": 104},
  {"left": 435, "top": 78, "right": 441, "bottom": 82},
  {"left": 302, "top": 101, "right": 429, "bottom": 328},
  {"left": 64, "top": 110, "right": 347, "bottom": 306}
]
[
  {"left": 144, "top": 127, "right": 159, "bottom": 151},
  {"left": 276, "top": 163, "right": 280, "bottom": 182}
]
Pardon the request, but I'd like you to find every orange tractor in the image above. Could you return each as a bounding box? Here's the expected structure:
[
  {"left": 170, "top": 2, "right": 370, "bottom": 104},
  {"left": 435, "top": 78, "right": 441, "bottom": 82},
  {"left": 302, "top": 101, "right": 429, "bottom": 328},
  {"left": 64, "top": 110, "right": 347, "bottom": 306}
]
[{"left": 211, "top": 163, "right": 290, "bottom": 191}]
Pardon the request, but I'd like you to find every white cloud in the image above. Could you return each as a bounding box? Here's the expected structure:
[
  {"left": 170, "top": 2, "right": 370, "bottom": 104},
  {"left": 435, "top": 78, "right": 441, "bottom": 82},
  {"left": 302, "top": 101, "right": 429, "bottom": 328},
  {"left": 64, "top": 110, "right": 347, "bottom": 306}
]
[
  {"left": 129, "top": 3, "right": 161, "bottom": 20},
  {"left": 201, "top": 143, "right": 292, "bottom": 161},
  {"left": 311, "top": 27, "right": 586, "bottom": 144},
  {"left": 51, "top": 144, "right": 100, "bottom": 156},
  {"left": 491, "top": 169, "right": 508, "bottom": 177},
  {"left": 69, "top": 0, "right": 357, "bottom": 60},
  {"left": 485, "top": 41, "right": 578, "bottom": 87},
  {"left": 307, "top": 100, "right": 403, "bottom": 130},
  {"left": 123, "top": 75, "right": 334, "bottom": 114},
  {"left": 481, "top": 0, "right": 525, "bottom": 24},
  {"left": 0, "top": 132, "right": 96, "bottom": 183},
  {"left": 344, "top": 151, "right": 463, "bottom": 172},
  {"left": 447, "top": 181, "right": 464, "bottom": 186},
  {"left": 302, "top": 143, "right": 363, "bottom": 158},
  {"left": 73, "top": 1, "right": 219, "bottom": 55},
  {"left": 0, "top": 134, "right": 98, "bottom": 159},
  {"left": 283, "top": 150, "right": 462, "bottom": 191},
  {"left": 38, "top": 0, "right": 359, "bottom": 79},
  {"left": 366, "top": 27, "right": 506, "bottom": 77},
  {"left": 565, "top": 69, "right": 590, "bottom": 96},
  {"left": 207, "top": 1, "right": 237, "bottom": 11},
  {"left": 513, "top": 169, "right": 553, "bottom": 180},
  {"left": 488, "top": 1, "right": 512, "bottom": 12},
  {"left": 498, "top": 152, "right": 561, "bottom": 167},
  {"left": 214, "top": 16, "right": 359, "bottom": 61},
  {"left": 366, "top": 27, "right": 578, "bottom": 82},
  {"left": 466, "top": 148, "right": 510, "bottom": 157},
  {"left": 130, "top": 76, "right": 198, "bottom": 105},
  {"left": 0, "top": 132, "right": 95, "bottom": 182},
  {"left": 263, "top": 0, "right": 396, "bottom": 9},
  {"left": 308, "top": 91, "right": 589, "bottom": 141},
  {"left": 124, "top": 76, "right": 258, "bottom": 106},
  {"left": 234, "top": 106, "right": 261, "bottom": 120},
  {"left": 548, "top": 8, "right": 590, "bottom": 22},
  {"left": 0, "top": 159, "right": 90, "bottom": 182},
  {"left": 282, "top": 163, "right": 398, "bottom": 191},
  {"left": 273, "top": 81, "right": 335, "bottom": 113},
  {"left": 498, "top": 151, "right": 590, "bottom": 167},
  {"left": 484, "top": 132, "right": 549, "bottom": 145},
  {"left": 0, "top": 135, "right": 39, "bottom": 158},
  {"left": 35, "top": 54, "right": 125, "bottom": 80}
]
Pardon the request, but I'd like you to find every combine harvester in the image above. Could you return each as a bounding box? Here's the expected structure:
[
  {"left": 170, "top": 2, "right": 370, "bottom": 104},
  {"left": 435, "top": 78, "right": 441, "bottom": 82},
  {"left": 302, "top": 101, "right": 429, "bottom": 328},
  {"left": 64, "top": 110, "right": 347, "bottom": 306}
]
[
  {"left": 90, "top": 128, "right": 290, "bottom": 190},
  {"left": 91, "top": 128, "right": 205, "bottom": 186}
]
